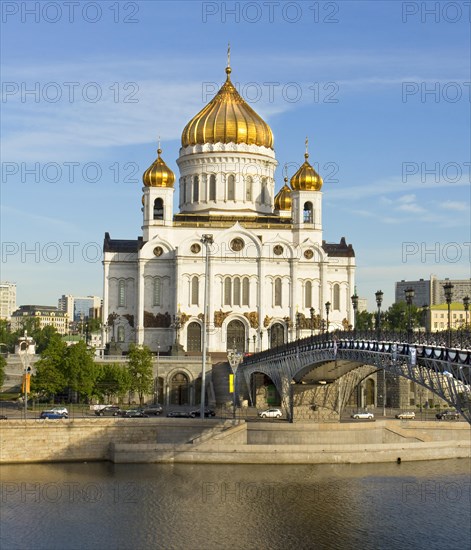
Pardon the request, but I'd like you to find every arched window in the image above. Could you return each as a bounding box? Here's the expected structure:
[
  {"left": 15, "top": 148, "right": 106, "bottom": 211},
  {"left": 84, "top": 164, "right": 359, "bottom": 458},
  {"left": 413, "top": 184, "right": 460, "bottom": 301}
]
[
  {"left": 153, "top": 278, "right": 161, "bottom": 306},
  {"left": 224, "top": 278, "right": 232, "bottom": 306},
  {"left": 261, "top": 178, "right": 267, "bottom": 204},
  {"left": 303, "top": 202, "right": 313, "bottom": 223},
  {"left": 153, "top": 198, "right": 163, "bottom": 220},
  {"left": 209, "top": 174, "right": 216, "bottom": 200},
  {"left": 233, "top": 277, "right": 241, "bottom": 306},
  {"left": 270, "top": 323, "right": 285, "bottom": 348},
  {"left": 117, "top": 326, "right": 125, "bottom": 342},
  {"left": 170, "top": 373, "right": 189, "bottom": 405},
  {"left": 274, "top": 278, "right": 282, "bottom": 307},
  {"left": 242, "top": 277, "right": 250, "bottom": 306},
  {"left": 187, "top": 322, "right": 201, "bottom": 352},
  {"left": 305, "top": 281, "right": 312, "bottom": 309},
  {"left": 193, "top": 176, "right": 199, "bottom": 202},
  {"left": 191, "top": 276, "right": 199, "bottom": 305},
  {"left": 182, "top": 178, "right": 187, "bottom": 203},
  {"left": 227, "top": 319, "right": 245, "bottom": 352},
  {"left": 245, "top": 176, "right": 253, "bottom": 201},
  {"left": 333, "top": 283, "right": 340, "bottom": 310},
  {"left": 227, "top": 174, "right": 235, "bottom": 200},
  {"left": 118, "top": 280, "right": 126, "bottom": 307}
]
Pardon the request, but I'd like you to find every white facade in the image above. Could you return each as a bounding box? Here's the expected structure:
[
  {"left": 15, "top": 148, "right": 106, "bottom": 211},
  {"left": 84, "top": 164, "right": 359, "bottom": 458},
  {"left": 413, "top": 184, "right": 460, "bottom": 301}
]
[
  {"left": 103, "top": 64, "right": 356, "bottom": 355},
  {"left": 0, "top": 282, "right": 17, "bottom": 320}
]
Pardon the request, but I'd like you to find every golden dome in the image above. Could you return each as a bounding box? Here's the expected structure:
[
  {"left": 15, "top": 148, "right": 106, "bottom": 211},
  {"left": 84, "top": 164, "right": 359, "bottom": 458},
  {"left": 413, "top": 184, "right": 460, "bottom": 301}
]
[
  {"left": 142, "top": 147, "right": 175, "bottom": 188},
  {"left": 181, "top": 66, "right": 274, "bottom": 149},
  {"left": 274, "top": 178, "right": 292, "bottom": 210},
  {"left": 290, "top": 148, "right": 323, "bottom": 191}
]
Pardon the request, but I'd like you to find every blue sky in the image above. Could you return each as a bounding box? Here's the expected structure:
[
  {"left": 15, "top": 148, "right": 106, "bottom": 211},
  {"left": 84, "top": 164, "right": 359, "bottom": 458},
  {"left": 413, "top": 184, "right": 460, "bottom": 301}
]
[{"left": 1, "top": 0, "right": 470, "bottom": 310}]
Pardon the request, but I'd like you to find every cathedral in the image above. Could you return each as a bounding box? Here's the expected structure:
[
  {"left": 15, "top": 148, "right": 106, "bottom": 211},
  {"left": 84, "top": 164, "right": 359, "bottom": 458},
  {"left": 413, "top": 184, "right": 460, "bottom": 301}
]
[{"left": 102, "top": 57, "right": 356, "bottom": 357}]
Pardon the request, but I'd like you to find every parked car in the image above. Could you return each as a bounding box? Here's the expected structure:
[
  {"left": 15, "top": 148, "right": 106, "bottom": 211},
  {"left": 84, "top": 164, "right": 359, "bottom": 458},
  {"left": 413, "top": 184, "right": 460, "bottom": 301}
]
[
  {"left": 95, "top": 406, "right": 122, "bottom": 417},
  {"left": 166, "top": 410, "right": 192, "bottom": 418},
  {"left": 351, "top": 411, "right": 375, "bottom": 420},
  {"left": 122, "top": 409, "right": 149, "bottom": 418},
  {"left": 258, "top": 408, "right": 282, "bottom": 419},
  {"left": 43, "top": 407, "right": 69, "bottom": 418},
  {"left": 142, "top": 405, "right": 163, "bottom": 416},
  {"left": 190, "top": 408, "right": 216, "bottom": 418},
  {"left": 40, "top": 411, "right": 67, "bottom": 419},
  {"left": 436, "top": 410, "right": 460, "bottom": 420},
  {"left": 395, "top": 411, "right": 416, "bottom": 420}
]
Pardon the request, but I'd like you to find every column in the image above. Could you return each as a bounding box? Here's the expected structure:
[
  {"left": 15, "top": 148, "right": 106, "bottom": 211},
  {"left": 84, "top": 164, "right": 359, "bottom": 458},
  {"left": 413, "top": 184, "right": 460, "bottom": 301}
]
[{"left": 136, "top": 259, "right": 145, "bottom": 345}]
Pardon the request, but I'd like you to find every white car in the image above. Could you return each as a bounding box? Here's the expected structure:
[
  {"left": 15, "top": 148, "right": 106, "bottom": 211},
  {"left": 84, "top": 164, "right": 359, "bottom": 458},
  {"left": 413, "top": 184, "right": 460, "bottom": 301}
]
[
  {"left": 45, "top": 407, "right": 69, "bottom": 417},
  {"left": 258, "top": 408, "right": 282, "bottom": 419},
  {"left": 395, "top": 411, "right": 415, "bottom": 420},
  {"left": 351, "top": 411, "right": 374, "bottom": 420}
]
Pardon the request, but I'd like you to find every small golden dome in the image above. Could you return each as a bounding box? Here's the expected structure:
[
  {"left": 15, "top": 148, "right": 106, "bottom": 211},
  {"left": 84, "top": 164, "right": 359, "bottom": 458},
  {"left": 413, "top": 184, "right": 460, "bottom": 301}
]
[
  {"left": 290, "top": 150, "right": 323, "bottom": 191},
  {"left": 274, "top": 178, "right": 292, "bottom": 210},
  {"left": 181, "top": 66, "right": 274, "bottom": 149},
  {"left": 142, "top": 147, "right": 175, "bottom": 188}
]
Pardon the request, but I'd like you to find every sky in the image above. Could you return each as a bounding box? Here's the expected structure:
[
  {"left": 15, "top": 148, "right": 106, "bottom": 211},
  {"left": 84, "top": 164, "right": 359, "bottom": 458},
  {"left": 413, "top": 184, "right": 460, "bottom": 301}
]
[{"left": 1, "top": 0, "right": 470, "bottom": 310}]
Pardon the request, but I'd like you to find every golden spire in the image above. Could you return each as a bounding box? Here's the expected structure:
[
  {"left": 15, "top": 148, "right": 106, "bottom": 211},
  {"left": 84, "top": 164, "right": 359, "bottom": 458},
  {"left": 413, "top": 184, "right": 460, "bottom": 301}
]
[
  {"left": 290, "top": 140, "right": 323, "bottom": 191},
  {"left": 142, "top": 141, "right": 175, "bottom": 188},
  {"left": 181, "top": 55, "right": 274, "bottom": 149}
]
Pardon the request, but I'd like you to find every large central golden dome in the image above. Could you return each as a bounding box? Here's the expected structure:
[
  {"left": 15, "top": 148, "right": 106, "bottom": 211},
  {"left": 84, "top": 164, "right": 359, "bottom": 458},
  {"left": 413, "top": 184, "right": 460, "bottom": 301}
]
[{"left": 181, "top": 66, "right": 274, "bottom": 149}]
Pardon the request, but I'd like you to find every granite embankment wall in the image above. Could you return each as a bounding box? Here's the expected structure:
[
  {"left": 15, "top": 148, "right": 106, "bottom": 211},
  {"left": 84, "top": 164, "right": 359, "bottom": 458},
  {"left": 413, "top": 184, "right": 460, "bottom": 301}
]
[{"left": 1, "top": 419, "right": 470, "bottom": 465}]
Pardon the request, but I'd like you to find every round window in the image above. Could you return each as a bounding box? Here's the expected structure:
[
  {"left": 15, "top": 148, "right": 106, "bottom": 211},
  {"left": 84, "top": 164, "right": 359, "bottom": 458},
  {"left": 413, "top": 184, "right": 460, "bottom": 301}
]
[
  {"left": 190, "top": 243, "right": 201, "bottom": 254},
  {"left": 153, "top": 246, "right": 164, "bottom": 257},
  {"left": 230, "top": 238, "right": 245, "bottom": 252},
  {"left": 304, "top": 249, "right": 314, "bottom": 259},
  {"left": 273, "top": 245, "right": 284, "bottom": 256}
]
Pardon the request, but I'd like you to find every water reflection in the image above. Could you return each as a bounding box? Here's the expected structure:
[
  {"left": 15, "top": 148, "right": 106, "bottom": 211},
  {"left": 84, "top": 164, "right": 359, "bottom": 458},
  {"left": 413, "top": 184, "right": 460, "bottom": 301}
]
[{"left": 1, "top": 460, "right": 470, "bottom": 550}]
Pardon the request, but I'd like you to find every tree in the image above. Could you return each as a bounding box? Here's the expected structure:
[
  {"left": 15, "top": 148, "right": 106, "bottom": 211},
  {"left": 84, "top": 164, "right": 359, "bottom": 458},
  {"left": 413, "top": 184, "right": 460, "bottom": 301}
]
[
  {"left": 64, "top": 340, "right": 97, "bottom": 402},
  {"left": 95, "top": 363, "right": 131, "bottom": 404},
  {"left": 355, "top": 310, "right": 374, "bottom": 331},
  {"left": 383, "top": 301, "right": 422, "bottom": 331},
  {"left": 32, "top": 337, "right": 68, "bottom": 399},
  {"left": 127, "top": 344, "right": 154, "bottom": 406}
]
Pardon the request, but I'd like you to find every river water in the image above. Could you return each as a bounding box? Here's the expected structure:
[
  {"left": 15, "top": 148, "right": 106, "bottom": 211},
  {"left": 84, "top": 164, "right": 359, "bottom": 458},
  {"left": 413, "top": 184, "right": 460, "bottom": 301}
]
[{"left": 1, "top": 459, "right": 470, "bottom": 550}]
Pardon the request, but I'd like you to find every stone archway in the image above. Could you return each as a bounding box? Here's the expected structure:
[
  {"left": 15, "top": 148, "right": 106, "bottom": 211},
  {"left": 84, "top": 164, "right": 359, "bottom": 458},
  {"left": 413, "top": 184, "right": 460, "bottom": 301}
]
[
  {"left": 365, "top": 378, "right": 375, "bottom": 406},
  {"left": 170, "top": 372, "right": 190, "bottom": 405},
  {"left": 227, "top": 319, "right": 245, "bottom": 352}
]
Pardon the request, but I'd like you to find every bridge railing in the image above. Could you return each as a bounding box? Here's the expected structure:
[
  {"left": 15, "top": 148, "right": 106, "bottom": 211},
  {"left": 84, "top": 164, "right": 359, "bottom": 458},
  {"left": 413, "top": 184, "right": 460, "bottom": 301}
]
[{"left": 242, "top": 329, "right": 471, "bottom": 367}]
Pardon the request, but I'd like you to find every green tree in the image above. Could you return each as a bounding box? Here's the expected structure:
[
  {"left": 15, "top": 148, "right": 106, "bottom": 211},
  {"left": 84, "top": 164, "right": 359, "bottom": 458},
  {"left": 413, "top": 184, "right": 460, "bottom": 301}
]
[
  {"left": 64, "top": 340, "right": 97, "bottom": 402},
  {"left": 383, "top": 302, "right": 422, "bottom": 331},
  {"left": 95, "top": 363, "right": 131, "bottom": 404},
  {"left": 33, "top": 325, "right": 60, "bottom": 354},
  {"left": 127, "top": 344, "right": 153, "bottom": 406},
  {"left": 32, "top": 337, "right": 68, "bottom": 399},
  {"left": 355, "top": 310, "right": 374, "bottom": 330}
]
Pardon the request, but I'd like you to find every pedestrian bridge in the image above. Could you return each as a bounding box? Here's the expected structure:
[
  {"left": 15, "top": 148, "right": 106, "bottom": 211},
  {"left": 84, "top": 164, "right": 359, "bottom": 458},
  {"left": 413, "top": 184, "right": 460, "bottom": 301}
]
[{"left": 241, "top": 332, "right": 471, "bottom": 424}]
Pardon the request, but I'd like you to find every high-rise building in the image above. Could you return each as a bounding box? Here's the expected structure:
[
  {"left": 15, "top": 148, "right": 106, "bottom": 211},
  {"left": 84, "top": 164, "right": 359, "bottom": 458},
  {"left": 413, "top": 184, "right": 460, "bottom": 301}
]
[
  {"left": 102, "top": 58, "right": 356, "bottom": 354},
  {"left": 0, "top": 282, "right": 17, "bottom": 320},
  {"left": 395, "top": 276, "right": 471, "bottom": 307},
  {"left": 58, "top": 295, "right": 102, "bottom": 322}
]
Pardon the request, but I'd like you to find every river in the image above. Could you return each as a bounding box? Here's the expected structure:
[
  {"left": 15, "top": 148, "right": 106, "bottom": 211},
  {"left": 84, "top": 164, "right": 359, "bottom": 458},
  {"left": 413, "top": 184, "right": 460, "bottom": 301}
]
[{"left": 1, "top": 459, "right": 470, "bottom": 550}]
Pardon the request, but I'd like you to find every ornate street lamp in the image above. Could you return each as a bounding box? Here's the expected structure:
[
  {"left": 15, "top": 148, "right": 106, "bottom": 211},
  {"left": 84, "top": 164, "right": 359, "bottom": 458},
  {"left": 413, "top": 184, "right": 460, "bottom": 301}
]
[
  {"left": 351, "top": 292, "right": 359, "bottom": 338},
  {"left": 443, "top": 282, "right": 454, "bottom": 348},
  {"left": 375, "top": 290, "right": 383, "bottom": 341},
  {"left": 200, "top": 233, "right": 214, "bottom": 419},
  {"left": 296, "top": 310, "right": 301, "bottom": 340},
  {"left": 405, "top": 287, "right": 415, "bottom": 343},
  {"left": 259, "top": 329, "right": 264, "bottom": 351},
  {"left": 227, "top": 345, "right": 243, "bottom": 418},
  {"left": 252, "top": 334, "right": 256, "bottom": 353},
  {"left": 463, "top": 296, "right": 470, "bottom": 334},
  {"left": 325, "top": 302, "right": 331, "bottom": 335},
  {"left": 310, "top": 307, "right": 315, "bottom": 337}
]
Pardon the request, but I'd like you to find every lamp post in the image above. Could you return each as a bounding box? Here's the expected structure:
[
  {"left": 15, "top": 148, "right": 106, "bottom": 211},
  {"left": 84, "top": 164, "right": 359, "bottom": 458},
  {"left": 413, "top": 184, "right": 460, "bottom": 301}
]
[
  {"left": 443, "top": 282, "right": 454, "bottom": 348},
  {"left": 296, "top": 310, "right": 301, "bottom": 340},
  {"left": 375, "top": 290, "right": 383, "bottom": 341},
  {"left": 200, "top": 234, "right": 213, "bottom": 419},
  {"left": 463, "top": 296, "right": 469, "bottom": 335},
  {"left": 246, "top": 338, "right": 250, "bottom": 353},
  {"left": 351, "top": 293, "right": 358, "bottom": 338},
  {"left": 252, "top": 335, "right": 256, "bottom": 353},
  {"left": 310, "top": 307, "right": 315, "bottom": 337},
  {"left": 405, "top": 287, "right": 415, "bottom": 343},
  {"left": 325, "top": 302, "right": 331, "bottom": 335},
  {"left": 172, "top": 310, "right": 182, "bottom": 351},
  {"left": 227, "top": 346, "right": 243, "bottom": 419},
  {"left": 155, "top": 343, "right": 160, "bottom": 404},
  {"left": 259, "top": 329, "right": 264, "bottom": 351},
  {"left": 19, "top": 336, "right": 31, "bottom": 419}
]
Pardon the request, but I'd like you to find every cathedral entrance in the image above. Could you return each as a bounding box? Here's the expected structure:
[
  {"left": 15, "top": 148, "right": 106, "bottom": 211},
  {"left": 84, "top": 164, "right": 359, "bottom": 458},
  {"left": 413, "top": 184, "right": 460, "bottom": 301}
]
[
  {"left": 170, "top": 373, "right": 189, "bottom": 405},
  {"left": 187, "top": 322, "right": 201, "bottom": 352},
  {"left": 226, "top": 320, "right": 245, "bottom": 352},
  {"left": 270, "top": 323, "right": 285, "bottom": 348}
]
